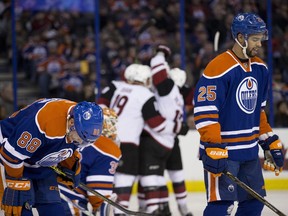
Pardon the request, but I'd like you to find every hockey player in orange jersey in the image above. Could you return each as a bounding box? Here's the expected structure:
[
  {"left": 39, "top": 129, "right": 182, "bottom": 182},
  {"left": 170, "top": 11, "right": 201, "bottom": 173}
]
[
  {"left": 193, "top": 13, "right": 285, "bottom": 216},
  {"left": 0, "top": 98, "right": 103, "bottom": 216}
]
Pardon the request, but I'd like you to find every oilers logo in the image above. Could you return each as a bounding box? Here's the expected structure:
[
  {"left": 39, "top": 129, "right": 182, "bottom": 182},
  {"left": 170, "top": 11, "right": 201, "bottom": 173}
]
[
  {"left": 36, "top": 148, "right": 73, "bottom": 166},
  {"left": 236, "top": 77, "right": 258, "bottom": 114}
]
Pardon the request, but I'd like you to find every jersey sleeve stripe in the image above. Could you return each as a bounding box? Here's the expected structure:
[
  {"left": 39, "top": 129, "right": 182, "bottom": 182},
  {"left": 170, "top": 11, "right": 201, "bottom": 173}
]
[
  {"left": 152, "top": 69, "right": 168, "bottom": 86},
  {"left": 194, "top": 105, "right": 218, "bottom": 114},
  {"left": 87, "top": 183, "right": 113, "bottom": 189},
  {"left": 0, "top": 154, "right": 23, "bottom": 169},
  {"left": 195, "top": 121, "right": 219, "bottom": 130},
  {"left": 0, "top": 155, "right": 24, "bottom": 178},
  {"left": 198, "top": 124, "right": 222, "bottom": 143},
  {"left": 87, "top": 189, "right": 111, "bottom": 197},
  {"left": 0, "top": 146, "right": 19, "bottom": 163},
  {"left": 86, "top": 175, "right": 114, "bottom": 182},
  {"left": 194, "top": 114, "right": 219, "bottom": 122},
  {"left": 146, "top": 115, "right": 166, "bottom": 128},
  {"left": 3, "top": 141, "right": 30, "bottom": 160}
]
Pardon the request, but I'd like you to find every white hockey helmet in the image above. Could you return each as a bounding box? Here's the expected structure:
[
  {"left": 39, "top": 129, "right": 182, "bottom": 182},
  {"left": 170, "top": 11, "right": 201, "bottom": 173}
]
[
  {"left": 168, "top": 68, "right": 187, "bottom": 88},
  {"left": 124, "top": 63, "right": 152, "bottom": 86}
]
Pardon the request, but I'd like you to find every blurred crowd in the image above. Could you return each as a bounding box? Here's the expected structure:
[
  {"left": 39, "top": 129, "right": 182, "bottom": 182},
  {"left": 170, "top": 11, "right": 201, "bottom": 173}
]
[{"left": 0, "top": 0, "right": 288, "bottom": 127}]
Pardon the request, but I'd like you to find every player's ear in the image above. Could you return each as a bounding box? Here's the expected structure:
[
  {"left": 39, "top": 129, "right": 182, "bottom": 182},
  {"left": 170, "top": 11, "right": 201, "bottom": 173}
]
[
  {"left": 238, "top": 33, "right": 245, "bottom": 44},
  {"left": 67, "top": 118, "right": 75, "bottom": 129}
]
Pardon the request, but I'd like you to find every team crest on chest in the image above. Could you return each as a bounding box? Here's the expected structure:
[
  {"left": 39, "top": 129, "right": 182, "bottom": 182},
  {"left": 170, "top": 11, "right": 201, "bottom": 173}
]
[
  {"left": 236, "top": 77, "right": 258, "bottom": 114},
  {"left": 36, "top": 148, "right": 73, "bottom": 167}
]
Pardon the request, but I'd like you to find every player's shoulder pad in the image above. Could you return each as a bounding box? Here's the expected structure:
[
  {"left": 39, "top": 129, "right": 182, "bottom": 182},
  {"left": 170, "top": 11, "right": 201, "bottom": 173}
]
[
  {"left": 93, "top": 136, "right": 121, "bottom": 159},
  {"left": 203, "top": 51, "right": 238, "bottom": 78},
  {"left": 37, "top": 99, "right": 76, "bottom": 137}
]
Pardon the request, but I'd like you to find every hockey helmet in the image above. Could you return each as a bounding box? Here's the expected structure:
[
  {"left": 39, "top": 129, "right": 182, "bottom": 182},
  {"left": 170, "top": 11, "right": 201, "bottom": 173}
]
[
  {"left": 72, "top": 102, "right": 103, "bottom": 144},
  {"left": 231, "top": 13, "right": 268, "bottom": 41},
  {"left": 169, "top": 68, "right": 187, "bottom": 88},
  {"left": 124, "top": 64, "right": 151, "bottom": 85}
]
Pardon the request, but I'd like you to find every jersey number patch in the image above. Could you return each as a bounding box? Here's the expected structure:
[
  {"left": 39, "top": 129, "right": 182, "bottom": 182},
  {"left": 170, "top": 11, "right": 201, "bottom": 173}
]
[
  {"left": 112, "top": 95, "right": 128, "bottom": 116},
  {"left": 197, "top": 85, "right": 217, "bottom": 102},
  {"left": 17, "top": 131, "right": 42, "bottom": 153}
]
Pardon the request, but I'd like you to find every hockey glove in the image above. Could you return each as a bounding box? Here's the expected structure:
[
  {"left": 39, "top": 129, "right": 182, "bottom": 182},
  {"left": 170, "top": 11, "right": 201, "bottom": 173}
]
[
  {"left": 57, "top": 151, "right": 81, "bottom": 189},
  {"left": 156, "top": 45, "right": 171, "bottom": 58},
  {"left": 1, "top": 177, "right": 35, "bottom": 216},
  {"left": 201, "top": 143, "right": 228, "bottom": 177},
  {"left": 259, "top": 134, "right": 284, "bottom": 176},
  {"left": 98, "top": 193, "right": 118, "bottom": 216},
  {"left": 177, "top": 122, "right": 189, "bottom": 136}
]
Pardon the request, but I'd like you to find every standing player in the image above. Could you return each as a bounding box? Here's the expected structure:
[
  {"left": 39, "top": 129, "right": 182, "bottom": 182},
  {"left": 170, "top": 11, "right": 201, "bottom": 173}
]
[
  {"left": 193, "top": 13, "right": 284, "bottom": 216},
  {"left": 137, "top": 46, "right": 188, "bottom": 215},
  {"left": 97, "top": 63, "right": 176, "bottom": 215},
  {"left": 0, "top": 98, "right": 103, "bottom": 216},
  {"left": 138, "top": 66, "right": 193, "bottom": 216},
  {"left": 166, "top": 67, "right": 193, "bottom": 216},
  {"left": 59, "top": 107, "right": 121, "bottom": 216}
]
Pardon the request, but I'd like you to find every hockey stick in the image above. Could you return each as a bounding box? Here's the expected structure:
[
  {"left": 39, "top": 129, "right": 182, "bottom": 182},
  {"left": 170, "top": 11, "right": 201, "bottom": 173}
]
[
  {"left": 213, "top": 31, "right": 220, "bottom": 53},
  {"left": 51, "top": 166, "right": 153, "bottom": 216},
  {"left": 135, "top": 18, "right": 156, "bottom": 63},
  {"left": 223, "top": 171, "right": 286, "bottom": 216}
]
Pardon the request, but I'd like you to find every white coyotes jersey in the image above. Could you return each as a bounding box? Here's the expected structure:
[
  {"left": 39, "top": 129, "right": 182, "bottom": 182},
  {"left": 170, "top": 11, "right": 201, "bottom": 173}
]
[
  {"left": 110, "top": 81, "right": 154, "bottom": 146},
  {"left": 144, "top": 84, "right": 184, "bottom": 148}
]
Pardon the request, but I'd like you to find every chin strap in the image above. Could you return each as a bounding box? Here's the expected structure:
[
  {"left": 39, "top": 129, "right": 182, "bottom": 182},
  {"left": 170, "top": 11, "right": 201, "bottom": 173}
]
[{"left": 234, "top": 38, "right": 249, "bottom": 59}]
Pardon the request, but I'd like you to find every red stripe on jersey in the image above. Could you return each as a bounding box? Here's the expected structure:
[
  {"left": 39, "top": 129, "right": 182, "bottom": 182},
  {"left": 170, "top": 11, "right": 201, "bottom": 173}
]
[
  {"left": 146, "top": 115, "right": 165, "bottom": 129},
  {"left": 152, "top": 68, "right": 168, "bottom": 86}
]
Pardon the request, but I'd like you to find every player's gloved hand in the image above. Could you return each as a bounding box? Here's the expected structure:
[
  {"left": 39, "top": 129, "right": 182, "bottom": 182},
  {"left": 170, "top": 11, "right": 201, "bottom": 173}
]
[
  {"left": 156, "top": 45, "right": 171, "bottom": 58},
  {"left": 259, "top": 134, "right": 284, "bottom": 176},
  {"left": 100, "top": 193, "right": 117, "bottom": 216},
  {"left": 201, "top": 143, "right": 228, "bottom": 177},
  {"left": 93, "top": 193, "right": 117, "bottom": 216},
  {"left": 177, "top": 122, "right": 189, "bottom": 136},
  {"left": 89, "top": 194, "right": 105, "bottom": 214},
  {"left": 57, "top": 151, "right": 81, "bottom": 189},
  {"left": 1, "top": 177, "right": 35, "bottom": 216}
]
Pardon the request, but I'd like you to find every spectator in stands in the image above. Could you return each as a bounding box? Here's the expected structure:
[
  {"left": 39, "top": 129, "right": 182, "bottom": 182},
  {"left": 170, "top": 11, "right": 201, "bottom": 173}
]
[{"left": 37, "top": 39, "right": 67, "bottom": 97}]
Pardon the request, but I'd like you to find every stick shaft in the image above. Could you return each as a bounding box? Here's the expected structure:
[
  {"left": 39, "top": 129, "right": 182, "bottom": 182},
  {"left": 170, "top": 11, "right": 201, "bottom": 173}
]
[
  {"left": 214, "top": 31, "right": 220, "bottom": 53},
  {"left": 224, "top": 171, "right": 286, "bottom": 216},
  {"left": 51, "top": 166, "right": 153, "bottom": 216}
]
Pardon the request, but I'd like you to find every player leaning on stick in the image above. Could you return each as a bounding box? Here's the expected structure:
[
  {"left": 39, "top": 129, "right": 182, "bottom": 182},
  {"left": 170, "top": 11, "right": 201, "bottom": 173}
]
[
  {"left": 193, "top": 13, "right": 285, "bottom": 216},
  {"left": 0, "top": 98, "right": 103, "bottom": 216}
]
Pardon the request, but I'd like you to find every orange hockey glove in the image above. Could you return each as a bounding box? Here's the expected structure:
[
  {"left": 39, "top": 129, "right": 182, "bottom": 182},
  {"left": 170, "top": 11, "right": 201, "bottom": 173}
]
[{"left": 259, "top": 135, "right": 284, "bottom": 176}]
